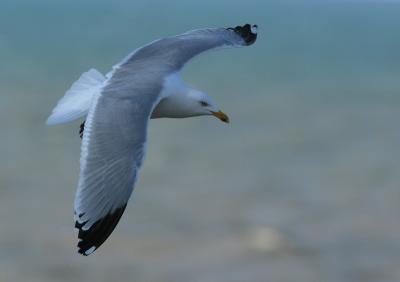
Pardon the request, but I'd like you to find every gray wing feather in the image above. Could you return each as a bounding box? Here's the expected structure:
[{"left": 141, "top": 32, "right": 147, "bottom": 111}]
[
  {"left": 73, "top": 24, "right": 257, "bottom": 255},
  {"left": 120, "top": 25, "right": 256, "bottom": 74}
]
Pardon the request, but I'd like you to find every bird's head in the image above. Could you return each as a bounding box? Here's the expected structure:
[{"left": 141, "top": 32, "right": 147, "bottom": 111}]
[{"left": 188, "top": 89, "right": 229, "bottom": 123}]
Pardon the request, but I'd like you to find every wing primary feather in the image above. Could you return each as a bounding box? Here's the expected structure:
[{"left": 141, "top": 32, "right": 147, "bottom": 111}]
[{"left": 76, "top": 204, "right": 127, "bottom": 256}]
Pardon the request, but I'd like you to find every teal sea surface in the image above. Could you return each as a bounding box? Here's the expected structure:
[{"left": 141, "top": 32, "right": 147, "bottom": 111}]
[{"left": 1, "top": 1, "right": 400, "bottom": 281}]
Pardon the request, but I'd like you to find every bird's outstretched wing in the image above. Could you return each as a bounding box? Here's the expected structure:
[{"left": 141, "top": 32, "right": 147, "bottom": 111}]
[
  {"left": 74, "top": 24, "right": 257, "bottom": 255},
  {"left": 117, "top": 24, "right": 257, "bottom": 75},
  {"left": 74, "top": 87, "right": 160, "bottom": 255}
]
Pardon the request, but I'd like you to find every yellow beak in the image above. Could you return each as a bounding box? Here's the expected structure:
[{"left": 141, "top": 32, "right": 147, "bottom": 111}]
[{"left": 211, "top": 110, "right": 230, "bottom": 123}]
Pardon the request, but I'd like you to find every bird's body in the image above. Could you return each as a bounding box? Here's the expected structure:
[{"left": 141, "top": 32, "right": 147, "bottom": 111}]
[{"left": 47, "top": 24, "right": 257, "bottom": 255}]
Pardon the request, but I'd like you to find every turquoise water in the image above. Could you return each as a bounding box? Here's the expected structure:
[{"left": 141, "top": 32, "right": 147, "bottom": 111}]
[{"left": 1, "top": 1, "right": 400, "bottom": 281}]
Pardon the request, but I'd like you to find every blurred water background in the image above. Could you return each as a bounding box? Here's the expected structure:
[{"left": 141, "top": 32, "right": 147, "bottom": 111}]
[{"left": 1, "top": 0, "right": 400, "bottom": 281}]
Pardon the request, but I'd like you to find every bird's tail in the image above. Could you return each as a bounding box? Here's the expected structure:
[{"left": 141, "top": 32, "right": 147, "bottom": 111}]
[{"left": 46, "top": 68, "right": 105, "bottom": 125}]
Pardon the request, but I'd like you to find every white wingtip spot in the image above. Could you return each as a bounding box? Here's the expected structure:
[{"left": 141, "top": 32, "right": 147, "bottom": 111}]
[
  {"left": 85, "top": 246, "right": 96, "bottom": 255},
  {"left": 251, "top": 25, "right": 258, "bottom": 34}
]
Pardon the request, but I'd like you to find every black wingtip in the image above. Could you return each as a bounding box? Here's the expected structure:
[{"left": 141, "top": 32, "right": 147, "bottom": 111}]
[
  {"left": 75, "top": 205, "right": 127, "bottom": 256},
  {"left": 227, "top": 23, "right": 258, "bottom": 45}
]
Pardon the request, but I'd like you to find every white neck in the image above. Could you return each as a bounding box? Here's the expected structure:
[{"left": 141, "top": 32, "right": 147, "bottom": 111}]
[{"left": 151, "top": 73, "right": 204, "bottom": 119}]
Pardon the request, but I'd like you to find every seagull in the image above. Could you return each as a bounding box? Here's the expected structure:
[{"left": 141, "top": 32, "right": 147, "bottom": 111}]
[{"left": 47, "top": 24, "right": 258, "bottom": 256}]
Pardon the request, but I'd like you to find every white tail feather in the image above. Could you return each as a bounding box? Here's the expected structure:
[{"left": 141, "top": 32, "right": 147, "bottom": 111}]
[{"left": 46, "top": 68, "right": 105, "bottom": 125}]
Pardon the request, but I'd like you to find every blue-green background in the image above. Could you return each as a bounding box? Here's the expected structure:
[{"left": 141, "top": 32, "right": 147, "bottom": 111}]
[{"left": 1, "top": 1, "right": 400, "bottom": 281}]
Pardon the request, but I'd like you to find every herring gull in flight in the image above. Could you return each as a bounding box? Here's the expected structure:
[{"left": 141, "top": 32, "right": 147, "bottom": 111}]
[{"left": 47, "top": 24, "right": 258, "bottom": 255}]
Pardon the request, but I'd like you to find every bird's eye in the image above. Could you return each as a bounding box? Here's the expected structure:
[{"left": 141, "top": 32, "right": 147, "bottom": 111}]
[{"left": 200, "top": 101, "right": 209, "bottom": 107}]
